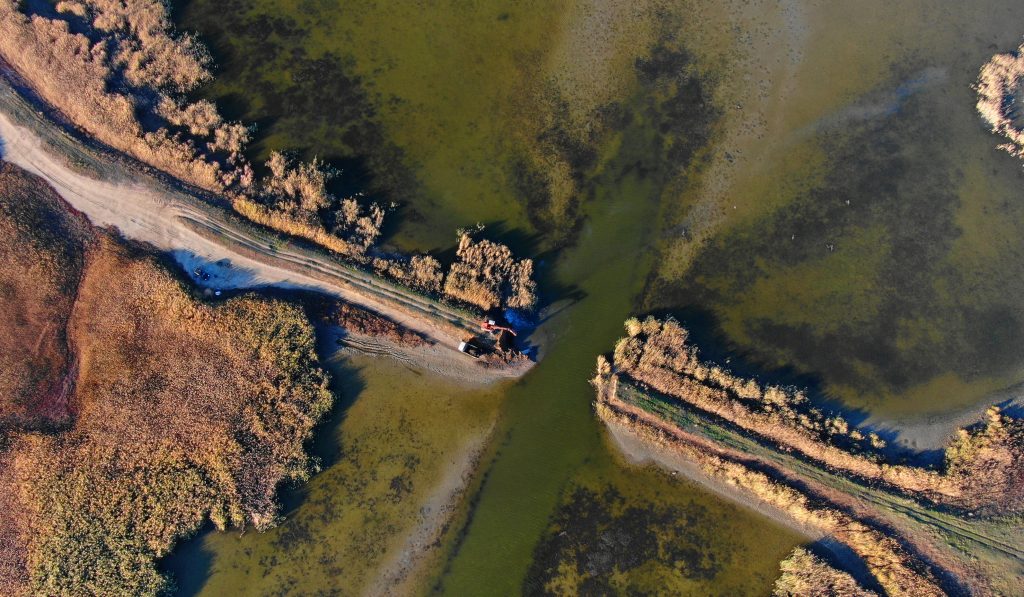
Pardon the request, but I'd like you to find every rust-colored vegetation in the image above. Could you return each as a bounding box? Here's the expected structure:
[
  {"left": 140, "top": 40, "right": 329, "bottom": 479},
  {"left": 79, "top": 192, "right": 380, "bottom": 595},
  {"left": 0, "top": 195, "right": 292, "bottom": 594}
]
[
  {"left": 0, "top": 162, "right": 90, "bottom": 432},
  {"left": 309, "top": 295, "right": 426, "bottom": 347},
  {"left": 0, "top": 163, "right": 333, "bottom": 596},
  {"left": 609, "top": 317, "right": 1024, "bottom": 513}
]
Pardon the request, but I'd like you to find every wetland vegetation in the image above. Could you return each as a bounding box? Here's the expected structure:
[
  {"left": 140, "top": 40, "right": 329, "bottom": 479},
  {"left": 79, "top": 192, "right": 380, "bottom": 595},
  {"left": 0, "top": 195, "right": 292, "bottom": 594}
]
[
  {"left": 4, "top": 0, "right": 1024, "bottom": 593},
  {"left": 165, "top": 0, "right": 1024, "bottom": 593},
  {"left": 0, "top": 162, "right": 334, "bottom": 595},
  {"left": 595, "top": 316, "right": 1024, "bottom": 594}
]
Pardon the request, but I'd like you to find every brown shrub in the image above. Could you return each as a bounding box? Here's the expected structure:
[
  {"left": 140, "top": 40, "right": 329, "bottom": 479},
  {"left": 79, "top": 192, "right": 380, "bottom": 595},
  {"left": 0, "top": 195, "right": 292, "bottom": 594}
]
[
  {"left": 0, "top": 165, "right": 334, "bottom": 595},
  {"left": 310, "top": 295, "right": 425, "bottom": 347},
  {"left": 232, "top": 196, "right": 363, "bottom": 257},
  {"left": 443, "top": 231, "right": 537, "bottom": 311},
  {"left": 257, "top": 152, "right": 385, "bottom": 253},
  {"left": 0, "top": 1, "right": 546, "bottom": 287},
  {"left": 372, "top": 254, "right": 444, "bottom": 293},
  {"left": 773, "top": 547, "right": 877, "bottom": 597}
]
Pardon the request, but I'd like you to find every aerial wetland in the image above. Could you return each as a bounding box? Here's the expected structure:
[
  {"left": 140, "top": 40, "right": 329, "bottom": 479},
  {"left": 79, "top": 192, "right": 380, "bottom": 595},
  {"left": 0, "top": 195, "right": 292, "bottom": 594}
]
[
  {"left": 3, "top": 0, "right": 1024, "bottom": 594},
  {"left": 166, "top": 0, "right": 1024, "bottom": 593}
]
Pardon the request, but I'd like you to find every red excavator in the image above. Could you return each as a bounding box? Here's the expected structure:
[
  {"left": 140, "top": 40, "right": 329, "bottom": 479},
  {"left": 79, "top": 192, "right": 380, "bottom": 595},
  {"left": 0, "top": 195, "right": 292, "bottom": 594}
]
[{"left": 481, "top": 319, "right": 516, "bottom": 336}]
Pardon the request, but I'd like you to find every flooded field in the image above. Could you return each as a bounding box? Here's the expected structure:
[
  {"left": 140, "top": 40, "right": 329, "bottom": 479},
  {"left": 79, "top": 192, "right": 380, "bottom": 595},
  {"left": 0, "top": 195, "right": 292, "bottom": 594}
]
[{"left": 170, "top": 0, "right": 1024, "bottom": 593}]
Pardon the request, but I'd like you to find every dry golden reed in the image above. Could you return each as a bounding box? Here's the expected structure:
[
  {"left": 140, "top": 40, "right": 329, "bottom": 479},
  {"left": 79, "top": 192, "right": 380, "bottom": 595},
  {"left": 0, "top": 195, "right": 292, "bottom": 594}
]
[
  {"left": 976, "top": 42, "right": 1024, "bottom": 158},
  {"left": 609, "top": 317, "right": 1024, "bottom": 512},
  {"left": 443, "top": 231, "right": 537, "bottom": 311},
  {"left": 0, "top": 164, "right": 333, "bottom": 596},
  {"left": 594, "top": 386, "right": 944, "bottom": 597}
]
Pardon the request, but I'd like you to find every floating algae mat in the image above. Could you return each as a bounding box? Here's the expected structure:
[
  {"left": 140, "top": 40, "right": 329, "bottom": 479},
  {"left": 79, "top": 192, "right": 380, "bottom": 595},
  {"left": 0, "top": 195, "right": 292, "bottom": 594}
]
[{"left": 169, "top": 0, "right": 1024, "bottom": 593}]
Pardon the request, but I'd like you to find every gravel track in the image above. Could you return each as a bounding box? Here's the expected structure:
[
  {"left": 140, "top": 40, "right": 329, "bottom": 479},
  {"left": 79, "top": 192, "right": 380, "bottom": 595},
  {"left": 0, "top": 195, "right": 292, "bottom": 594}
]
[{"left": 0, "top": 76, "right": 530, "bottom": 385}]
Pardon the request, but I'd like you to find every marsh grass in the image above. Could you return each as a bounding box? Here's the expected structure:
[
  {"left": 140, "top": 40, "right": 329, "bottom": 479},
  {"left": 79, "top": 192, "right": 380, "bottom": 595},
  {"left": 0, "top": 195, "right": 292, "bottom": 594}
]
[
  {"left": 163, "top": 352, "right": 503, "bottom": 596},
  {"left": 0, "top": 163, "right": 334, "bottom": 595},
  {"left": 609, "top": 317, "right": 1024, "bottom": 514}
]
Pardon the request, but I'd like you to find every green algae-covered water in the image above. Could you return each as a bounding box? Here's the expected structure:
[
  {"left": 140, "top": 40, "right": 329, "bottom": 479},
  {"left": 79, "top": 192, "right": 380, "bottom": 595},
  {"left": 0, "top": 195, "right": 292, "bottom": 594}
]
[{"left": 166, "top": 0, "right": 1024, "bottom": 593}]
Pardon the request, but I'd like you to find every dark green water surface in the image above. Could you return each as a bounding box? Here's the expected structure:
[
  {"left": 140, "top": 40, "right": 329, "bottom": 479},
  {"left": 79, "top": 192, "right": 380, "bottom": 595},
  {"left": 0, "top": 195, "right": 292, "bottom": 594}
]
[{"left": 165, "top": 0, "right": 1024, "bottom": 593}]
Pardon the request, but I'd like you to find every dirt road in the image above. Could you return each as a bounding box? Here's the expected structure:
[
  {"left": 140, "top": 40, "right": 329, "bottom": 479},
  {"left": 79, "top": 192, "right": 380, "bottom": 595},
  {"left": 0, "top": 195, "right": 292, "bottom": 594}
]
[{"left": 0, "top": 80, "right": 529, "bottom": 384}]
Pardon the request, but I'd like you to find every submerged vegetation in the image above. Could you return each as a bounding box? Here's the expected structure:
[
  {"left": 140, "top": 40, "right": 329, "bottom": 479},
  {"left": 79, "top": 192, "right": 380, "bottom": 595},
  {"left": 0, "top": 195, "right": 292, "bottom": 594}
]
[
  {"left": 525, "top": 485, "right": 720, "bottom": 595},
  {"left": 0, "top": 162, "right": 333, "bottom": 595},
  {"left": 0, "top": 0, "right": 537, "bottom": 313},
  {"left": 596, "top": 316, "right": 1024, "bottom": 594}
]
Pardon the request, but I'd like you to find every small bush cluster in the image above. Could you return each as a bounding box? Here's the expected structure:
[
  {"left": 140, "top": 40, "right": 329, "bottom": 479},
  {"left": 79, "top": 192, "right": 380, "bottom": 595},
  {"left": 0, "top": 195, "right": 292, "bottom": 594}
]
[
  {"left": 258, "top": 152, "right": 385, "bottom": 253},
  {"left": 609, "top": 316, "right": 1024, "bottom": 512},
  {"left": 309, "top": 295, "right": 425, "bottom": 347},
  {"left": 443, "top": 231, "right": 537, "bottom": 311},
  {"left": 371, "top": 254, "right": 443, "bottom": 293},
  {"left": 976, "top": 42, "right": 1024, "bottom": 158},
  {"left": 773, "top": 548, "right": 877, "bottom": 597}
]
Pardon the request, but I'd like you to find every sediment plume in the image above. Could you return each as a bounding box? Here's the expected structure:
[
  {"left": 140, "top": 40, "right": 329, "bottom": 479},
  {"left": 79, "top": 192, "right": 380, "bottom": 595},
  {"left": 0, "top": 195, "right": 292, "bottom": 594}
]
[{"left": 976, "top": 42, "right": 1024, "bottom": 158}]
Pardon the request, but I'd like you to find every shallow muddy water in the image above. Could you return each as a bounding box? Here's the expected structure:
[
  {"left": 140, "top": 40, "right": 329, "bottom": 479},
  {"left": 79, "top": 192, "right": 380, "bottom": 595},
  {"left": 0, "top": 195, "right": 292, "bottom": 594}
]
[
  {"left": 168, "top": 0, "right": 1024, "bottom": 593},
  {"left": 643, "top": 0, "right": 1024, "bottom": 417}
]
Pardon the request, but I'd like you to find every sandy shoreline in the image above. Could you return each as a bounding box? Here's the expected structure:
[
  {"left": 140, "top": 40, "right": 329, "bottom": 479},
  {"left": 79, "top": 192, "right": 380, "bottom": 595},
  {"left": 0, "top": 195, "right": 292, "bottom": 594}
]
[
  {"left": 867, "top": 383, "right": 1024, "bottom": 452},
  {"left": 604, "top": 417, "right": 825, "bottom": 543},
  {"left": 362, "top": 426, "right": 493, "bottom": 596}
]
